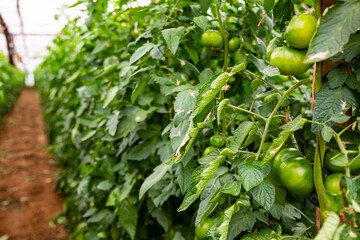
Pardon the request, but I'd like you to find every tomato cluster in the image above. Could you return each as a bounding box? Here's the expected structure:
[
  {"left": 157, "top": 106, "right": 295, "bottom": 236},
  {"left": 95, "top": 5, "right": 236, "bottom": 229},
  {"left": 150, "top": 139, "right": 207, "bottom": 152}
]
[
  {"left": 267, "top": 14, "right": 317, "bottom": 76},
  {"left": 201, "top": 30, "right": 241, "bottom": 52}
]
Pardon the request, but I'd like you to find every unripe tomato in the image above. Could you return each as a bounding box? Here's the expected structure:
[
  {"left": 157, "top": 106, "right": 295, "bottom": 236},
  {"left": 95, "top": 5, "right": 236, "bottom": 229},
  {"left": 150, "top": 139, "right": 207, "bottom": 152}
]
[
  {"left": 324, "top": 173, "right": 343, "bottom": 196},
  {"left": 284, "top": 14, "right": 317, "bottom": 49},
  {"left": 201, "top": 30, "right": 223, "bottom": 48},
  {"left": 203, "top": 146, "right": 215, "bottom": 157},
  {"left": 266, "top": 36, "right": 282, "bottom": 60},
  {"left": 295, "top": 69, "right": 311, "bottom": 79},
  {"left": 270, "top": 46, "right": 312, "bottom": 75},
  {"left": 195, "top": 218, "right": 213, "bottom": 240},
  {"left": 324, "top": 149, "right": 360, "bottom": 174},
  {"left": 273, "top": 148, "right": 314, "bottom": 197},
  {"left": 228, "top": 37, "right": 241, "bottom": 52},
  {"left": 210, "top": 135, "right": 226, "bottom": 148}
]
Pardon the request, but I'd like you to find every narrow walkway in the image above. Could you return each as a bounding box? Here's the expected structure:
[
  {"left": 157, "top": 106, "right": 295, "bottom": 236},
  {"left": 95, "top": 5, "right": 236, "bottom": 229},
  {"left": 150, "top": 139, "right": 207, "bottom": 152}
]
[{"left": 0, "top": 88, "right": 67, "bottom": 240}]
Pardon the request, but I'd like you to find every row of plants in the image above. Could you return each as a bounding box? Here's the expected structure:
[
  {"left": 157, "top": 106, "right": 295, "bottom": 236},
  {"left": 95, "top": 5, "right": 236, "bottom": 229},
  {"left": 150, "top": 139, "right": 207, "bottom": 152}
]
[
  {"left": 35, "top": 0, "right": 360, "bottom": 239},
  {"left": 0, "top": 51, "right": 25, "bottom": 119}
]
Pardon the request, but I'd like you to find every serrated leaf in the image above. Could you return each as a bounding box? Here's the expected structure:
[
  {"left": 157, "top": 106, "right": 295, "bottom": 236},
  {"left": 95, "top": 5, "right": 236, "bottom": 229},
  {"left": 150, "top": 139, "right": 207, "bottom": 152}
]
[
  {"left": 217, "top": 98, "right": 230, "bottom": 126},
  {"left": 174, "top": 90, "right": 198, "bottom": 127},
  {"left": 328, "top": 114, "right": 351, "bottom": 124},
  {"left": 311, "top": 84, "right": 358, "bottom": 132},
  {"left": 103, "top": 86, "right": 119, "bottom": 108},
  {"left": 139, "top": 163, "right": 171, "bottom": 199},
  {"left": 260, "top": 64, "right": 280, "bottom": 77},
  {"left": 262, "top": 116, "right": 306, "bottom": 165},
  {"left": 106, "top": 111, "right": 119, "bottom": 136},
  {"left": 227, "top": 211, "right": 256, "bottom": 240},
  {"left": 178, "top": 151, "right": 225, "bottom": 211},
  {"left": 230, "top": 63, "right": 246, "bottom": 75},
  {"left": 131, "top": 77, "right": 147, "bottom": 103},
  {"left": 118, "top": 199, "right": 138, "bottom": 240},
  {"left": 162, "top": 27, "right": 185, "bottom": 55},
  {"left": 238, "top": 163, "right": 263, "bottom": 191},
  {"left": 327, "top": 68, "right": 347, "bottom": 89},
  {"left": 321, "top": 126, "right": 333, "bottom": 142},
  {"left": 306, "top": 1, "right": 360, "bottom": 63},
  {"left": 314, "top": 212, "right": 340, "bottom": 240},
  {"left": 250, "top": 180, "right": 275, "bottom": 210},
  {"left": 240, "top": 229, "right": 272, "bottom": 240},
  {"left": 129, "top": 43, "right": 155, "bottom": 65},
  {"left": 229, "top": 121, "right": 254, "bottom": 153},
  {"left": 264, "top": 0, "right": 275, "bottom": 12},
  {"left": 194, "top": 16, "right": 208, "bottom": 31}
]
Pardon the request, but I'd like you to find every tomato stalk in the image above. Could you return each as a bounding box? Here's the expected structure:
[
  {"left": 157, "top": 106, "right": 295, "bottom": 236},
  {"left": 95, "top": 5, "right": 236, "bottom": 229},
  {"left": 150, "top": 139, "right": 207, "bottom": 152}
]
[{"left": 255, "top": 79, "right": 312, "bottom": 160}]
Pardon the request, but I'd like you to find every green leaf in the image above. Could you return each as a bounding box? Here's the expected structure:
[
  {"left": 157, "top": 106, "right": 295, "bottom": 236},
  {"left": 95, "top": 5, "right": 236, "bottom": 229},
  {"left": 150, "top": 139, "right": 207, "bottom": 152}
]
[
  {"left": 194, "top": 16, "right": 208, "bottom": 31},
  {"left": 97, "top": 180, "right": 113, "bottom": 191},
  {"left": 264, "top": 0, "right": 275, "bottom": 12},
  {"left": 328, "top": 114, "right": 351, "bottom": 124},
  {"left": 260, "top": 65, "right": 280, "bottom": 77},
  {"left": 229, "top": 121, "right": 254, "bottom": 153},
  {"left": 230, "top": 63, "right": 246, "bottom": 75},
  {"left": 139, "top": 163, "right": 172, "bottom": 199},
  {"left": 332, "top": 33, "right": 360, "bottom": 62},
  {"left": 178, "top": 150, "right": 225, "bottom": 211},
  {"left": 262, "top": 116, "right": 306, "bottom": 165},
  {"left": 311, "top": 84, "right": 358, "bottom": 132},
  {"left": 106, "top": 111, "right": 119, "bottom": 136},
  {"left": 173, "top": 90, "right": 198, "bottom": 127},
  {"left": 240, "top": 229, "right": 272, "bottom": 240},
  {"left": 217, "top": 98, "right": 230, "bottom": 126},
  {"left": 321, "top": 126, "right": 333, "bottom": 142},
  {"left": 327, "top": 68, "right": 348, "bottom": 89},
  {"left": 314, "top": 212, "right": 340, "bottom": 240},
  {"left": 118, "top": 199, "right": 138, "bottom": 240},
  {"left": 126, "top": 140, "right": 157, "bottom": 161},
  {"left": 64, "top": 70, "right": 80, "bottom": 84},
  {"left": 199, "top": 0, "right": 212, "bottom": 14},
  {"left": 162, "top": 27, "right": 185, "bottom": 55},
  {"left": 129, "top": 43, "right": 155, "bottom": 65},
  {"left": 131, "top": 77, "right": 147, "bottom": 103},
  {"left": 306, "top": 1, "right": 360, "bottom": 63},
  {"left": 238, "top": 163, "right": 264, "bottom": 191},
  {"left": 103, "top": 86, "right": 119, "bottom": 108},
  {"left": 81, "top": 129, "right": 96, "bottom": 141},
  {"left": 197, "top": 73, "right": 229, "bottom": 115},
  {"left": 227, "top": 211, "right": 256, "bottom": 240},
  {"left": 250, "top": 180, "right": 275, "bottom": 211}
]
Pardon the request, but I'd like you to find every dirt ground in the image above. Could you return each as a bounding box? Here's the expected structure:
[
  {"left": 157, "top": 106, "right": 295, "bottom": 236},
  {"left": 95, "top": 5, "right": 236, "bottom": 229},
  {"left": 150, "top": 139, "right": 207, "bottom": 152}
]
[{"left": 0, "top": 88, "right": 67, "bottom": 240}]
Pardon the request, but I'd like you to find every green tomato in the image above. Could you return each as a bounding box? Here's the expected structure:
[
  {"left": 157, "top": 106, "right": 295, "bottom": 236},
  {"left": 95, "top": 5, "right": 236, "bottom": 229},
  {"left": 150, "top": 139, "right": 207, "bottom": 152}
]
[
  {"left": 284, "top": 14, "right": 318, "bottom": 49},
  {"left": 270, "top": 46, "right": 312, "bottom": 75},
  {"left": 210, "top": 135, "right": 226, "bottom": 148},
  {"left": 228, "top": 37, "right": 241, "bottom": 52},
  {"left": 266, "top": 36, "right": 282, "bottom": 60},
  {"left": 325, "top": 149, "right": 360, "bottom": 174},
  {"left": 295, "top": 69, "right": 311, "bottom": 79},
  {"left": 195, "top": 218, "right": 213, "bottom": 240},
  {"left": 201, "top": 30, "right": 223, "bottom": 48},
  {"left": 325, "top": 173, "right": 343, "bottom": 196},
  {"left": 273, "top": 148, "right": 314, "bottom": 197},
  {"left": 203, "top": 146, "right": 215, "bottom": 157},
  {"left": 273, "top": 148, "right": 303, "bottom": 176}
]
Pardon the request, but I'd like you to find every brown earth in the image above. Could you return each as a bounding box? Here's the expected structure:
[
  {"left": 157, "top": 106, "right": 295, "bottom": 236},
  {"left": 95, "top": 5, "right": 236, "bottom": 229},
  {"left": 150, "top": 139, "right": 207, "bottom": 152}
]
[{"left": 0, "top": 88, "right": 67, "bottom": 240}]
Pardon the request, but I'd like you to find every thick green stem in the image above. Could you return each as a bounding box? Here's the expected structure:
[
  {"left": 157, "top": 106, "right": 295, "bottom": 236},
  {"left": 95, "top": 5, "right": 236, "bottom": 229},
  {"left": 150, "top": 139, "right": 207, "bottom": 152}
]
[
  {"left": 244, "top": 70, "right": 283, "bottom": 95},
  {"left": 255, "top": 79, "right": 312, "bottom": 160},
  {"left": 227, "top": 104, "right": 267, "bottom": 121},
  {"left": 332, "top": 131, "right": 351, "bottom": 177}
]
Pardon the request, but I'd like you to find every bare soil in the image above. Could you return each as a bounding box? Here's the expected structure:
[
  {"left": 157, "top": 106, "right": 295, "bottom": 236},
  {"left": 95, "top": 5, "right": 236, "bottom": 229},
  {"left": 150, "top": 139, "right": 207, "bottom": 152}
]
[{"left": 0, "top": 88, "right": 67, "bottom": 240}]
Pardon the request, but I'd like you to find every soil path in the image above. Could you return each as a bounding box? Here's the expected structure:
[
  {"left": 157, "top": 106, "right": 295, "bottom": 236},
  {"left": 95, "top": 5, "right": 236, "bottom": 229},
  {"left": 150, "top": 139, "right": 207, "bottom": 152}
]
[{"left": 0, "top": 88, "right": 67, "bottom": 240}]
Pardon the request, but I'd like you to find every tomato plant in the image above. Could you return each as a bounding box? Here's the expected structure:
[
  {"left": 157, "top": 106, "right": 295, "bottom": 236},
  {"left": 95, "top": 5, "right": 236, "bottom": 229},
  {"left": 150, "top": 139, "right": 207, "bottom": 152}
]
[
  {"left": 34, "top": 0, "right": 360, "bottom": 239},
  {"left": 0, "top": 52, "right": 24, "bottom": 118}
]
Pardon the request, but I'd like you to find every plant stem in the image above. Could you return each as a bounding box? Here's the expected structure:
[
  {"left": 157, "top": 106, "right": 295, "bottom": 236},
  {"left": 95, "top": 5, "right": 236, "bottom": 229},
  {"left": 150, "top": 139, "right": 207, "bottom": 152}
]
[
  {"left": 244, "top": 70, "right": 283, "bottom": 95},
  {"left": 227, "top": 104, "right": 267, "bottom": 121},
  {"left": 332, "top": 131, "right": 351, "bottom": 177},
  {"left": 255, "top": 79, "right": 312, "bottom": 160}
]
